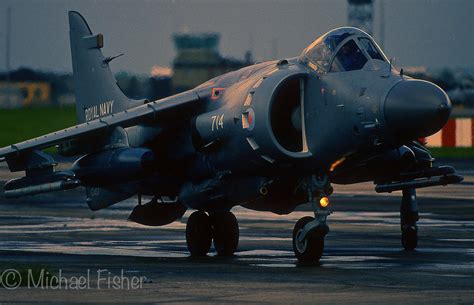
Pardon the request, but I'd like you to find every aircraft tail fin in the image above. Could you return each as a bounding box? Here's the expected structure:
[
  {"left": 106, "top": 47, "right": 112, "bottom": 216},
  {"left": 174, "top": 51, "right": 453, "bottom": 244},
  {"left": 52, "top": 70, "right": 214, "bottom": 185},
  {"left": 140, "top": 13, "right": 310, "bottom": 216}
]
[{"left": 68, "top": 11, "right": 144, "bottom": 124}]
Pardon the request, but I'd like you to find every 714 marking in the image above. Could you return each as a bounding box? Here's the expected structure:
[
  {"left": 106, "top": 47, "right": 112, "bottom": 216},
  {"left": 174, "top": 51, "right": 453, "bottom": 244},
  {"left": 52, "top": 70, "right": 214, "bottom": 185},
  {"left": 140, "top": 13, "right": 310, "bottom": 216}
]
[{"left": 211, "top": 114, "right": 225, "bottom": 131}]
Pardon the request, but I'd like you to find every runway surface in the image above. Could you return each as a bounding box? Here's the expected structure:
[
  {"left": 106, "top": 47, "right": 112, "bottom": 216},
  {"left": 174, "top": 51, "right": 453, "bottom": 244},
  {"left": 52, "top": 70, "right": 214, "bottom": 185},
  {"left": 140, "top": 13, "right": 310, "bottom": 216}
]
[{"left": 0, "top": 160, "right": 473, "bottom": 304}]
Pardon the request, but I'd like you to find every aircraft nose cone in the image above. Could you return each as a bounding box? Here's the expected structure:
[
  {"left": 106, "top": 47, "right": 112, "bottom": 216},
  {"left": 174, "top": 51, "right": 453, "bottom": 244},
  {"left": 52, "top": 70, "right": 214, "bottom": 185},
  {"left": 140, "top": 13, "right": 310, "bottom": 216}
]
[{"left": 384, "top": 80, "right": 451, "bottom": 139}]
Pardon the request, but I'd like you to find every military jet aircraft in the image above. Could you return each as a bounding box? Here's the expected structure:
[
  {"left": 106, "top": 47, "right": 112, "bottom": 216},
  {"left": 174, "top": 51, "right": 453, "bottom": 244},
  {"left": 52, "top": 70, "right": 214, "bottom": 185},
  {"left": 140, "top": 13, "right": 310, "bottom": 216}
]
[{"left": 0, "top": 12, "right": 463, "bottom": 262}]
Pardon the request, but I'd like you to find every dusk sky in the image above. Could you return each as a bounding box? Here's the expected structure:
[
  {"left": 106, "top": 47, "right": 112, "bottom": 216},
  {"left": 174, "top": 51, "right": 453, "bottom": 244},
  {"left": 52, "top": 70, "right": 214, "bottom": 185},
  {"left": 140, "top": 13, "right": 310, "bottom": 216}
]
[{"left": 0, "top": 0, "right": 472, "bottom": 74}]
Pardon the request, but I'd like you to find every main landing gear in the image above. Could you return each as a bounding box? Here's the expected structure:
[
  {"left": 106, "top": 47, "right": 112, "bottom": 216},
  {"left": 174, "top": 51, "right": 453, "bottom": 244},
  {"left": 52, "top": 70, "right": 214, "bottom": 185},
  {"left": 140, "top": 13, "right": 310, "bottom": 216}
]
[
  {"left": 400, "top": 188, "right": 419, "bottom": 251},
  {"left": 292, "top": 176, "right": 332, "bottom": 263},
  {"left": 185, "top": 210, "right": 239, "bottom": 257}
]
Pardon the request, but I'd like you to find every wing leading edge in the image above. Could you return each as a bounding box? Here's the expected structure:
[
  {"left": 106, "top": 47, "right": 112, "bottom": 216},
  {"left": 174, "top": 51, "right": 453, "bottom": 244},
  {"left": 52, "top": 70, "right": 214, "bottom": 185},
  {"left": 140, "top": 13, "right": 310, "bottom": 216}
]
[{"left": 0, "top": 90, "right": 200, "bottom": 171}]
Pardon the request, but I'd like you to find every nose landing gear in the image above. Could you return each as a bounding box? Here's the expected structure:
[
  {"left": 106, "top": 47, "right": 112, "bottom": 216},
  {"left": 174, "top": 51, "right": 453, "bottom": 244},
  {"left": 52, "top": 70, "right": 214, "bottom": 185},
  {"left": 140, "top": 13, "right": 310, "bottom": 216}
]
[
  {"left": 400, "top": 188, "right": 419, "bottom": 251},
  {"left": 292, "top": 175, "right": 332, "bottom": 263},
  {"left": 292, "top": 213, "right": 329, "bottom": 262}
]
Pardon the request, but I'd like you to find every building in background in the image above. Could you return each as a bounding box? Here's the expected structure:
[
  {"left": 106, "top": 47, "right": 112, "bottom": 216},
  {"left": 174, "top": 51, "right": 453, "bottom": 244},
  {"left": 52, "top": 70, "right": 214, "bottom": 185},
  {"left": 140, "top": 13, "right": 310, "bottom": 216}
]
[
  {"left": 347, "top": 0, "right": 374, "bottom": 35},
  {"left": 172, "top": 32, "right": 252, "bottom": 93},
  {"left": 0, "top": 81, "right": 51, "bottom": 108}
]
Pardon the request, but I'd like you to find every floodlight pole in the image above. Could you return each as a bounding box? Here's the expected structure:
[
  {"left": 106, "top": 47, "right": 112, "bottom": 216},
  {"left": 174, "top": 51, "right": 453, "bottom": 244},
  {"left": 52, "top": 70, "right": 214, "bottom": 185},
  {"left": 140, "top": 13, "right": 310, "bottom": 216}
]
[
  {"left": 6, "top": 6, "right": 11, "bottom": 80},
  {"left": 5, "top": 6, "right": 12, "bottom": 104}
]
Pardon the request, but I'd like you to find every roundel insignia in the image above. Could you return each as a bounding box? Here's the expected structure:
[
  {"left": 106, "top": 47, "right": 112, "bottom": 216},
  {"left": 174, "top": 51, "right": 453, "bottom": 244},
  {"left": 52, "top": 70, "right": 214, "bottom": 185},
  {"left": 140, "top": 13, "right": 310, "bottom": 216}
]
[{"left": 242, "top": 108, "right": 255, "bottom": 131}]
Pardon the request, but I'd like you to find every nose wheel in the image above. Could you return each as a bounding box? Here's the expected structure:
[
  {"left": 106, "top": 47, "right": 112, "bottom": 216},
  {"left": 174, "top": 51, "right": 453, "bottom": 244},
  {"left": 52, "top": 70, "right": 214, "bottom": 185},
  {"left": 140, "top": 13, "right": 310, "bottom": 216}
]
[
  {"left": 292, "top": 216, "right": 325, "bottom": 262},
  {"left": 292, "top": 175, "right": 332, "bottom": 263},
  {"left": 185, "top": 210, "right": 239, "bottom": 257}
]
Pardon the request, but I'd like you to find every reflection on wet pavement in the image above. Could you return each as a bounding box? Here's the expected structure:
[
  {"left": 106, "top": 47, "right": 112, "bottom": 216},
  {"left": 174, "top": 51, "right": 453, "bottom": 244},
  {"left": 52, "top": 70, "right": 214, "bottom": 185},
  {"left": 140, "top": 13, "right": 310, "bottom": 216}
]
[{"left": 1, "top": 207, "right": 473, "bottom": 274}]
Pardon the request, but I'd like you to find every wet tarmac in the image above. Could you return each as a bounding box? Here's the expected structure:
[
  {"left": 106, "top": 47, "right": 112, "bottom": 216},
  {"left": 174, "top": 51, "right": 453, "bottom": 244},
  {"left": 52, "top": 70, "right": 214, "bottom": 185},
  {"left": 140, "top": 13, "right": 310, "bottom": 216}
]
[{"left": 0, "top": 160, "right": 473, "bottom": 304}]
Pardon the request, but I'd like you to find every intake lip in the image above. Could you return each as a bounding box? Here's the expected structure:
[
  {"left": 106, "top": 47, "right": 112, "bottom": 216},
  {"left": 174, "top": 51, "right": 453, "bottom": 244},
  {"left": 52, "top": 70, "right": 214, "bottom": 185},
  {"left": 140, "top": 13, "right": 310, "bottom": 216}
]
[{"left": 384, "top": 79, "right": 451, "bottom": 140}]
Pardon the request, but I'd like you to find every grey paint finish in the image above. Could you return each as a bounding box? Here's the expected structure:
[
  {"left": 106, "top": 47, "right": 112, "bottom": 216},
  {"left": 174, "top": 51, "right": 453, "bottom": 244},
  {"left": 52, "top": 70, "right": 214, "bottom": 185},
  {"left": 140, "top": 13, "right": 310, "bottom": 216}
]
[
  {"left": 0, "top": 16, "right": 460, "bottom": 216},
  {"left": 69, "top": 11, "right": 142, "bottom": 123}
]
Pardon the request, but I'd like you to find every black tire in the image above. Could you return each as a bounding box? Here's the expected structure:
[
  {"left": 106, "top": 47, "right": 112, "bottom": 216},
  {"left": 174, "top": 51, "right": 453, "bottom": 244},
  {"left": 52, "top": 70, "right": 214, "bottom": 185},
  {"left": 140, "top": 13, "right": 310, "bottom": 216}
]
[
  {"left": 186, "top": 211, "right": 212, "bottom": 257},
  {"left": 401, "top": 226, "right": 418, "bottom": 251},
  {"left": 292, "top": 216, "right": 325, "bottom": 263},
  {"left": 211, "top": 211, "right": 239, "bottom": 256}
]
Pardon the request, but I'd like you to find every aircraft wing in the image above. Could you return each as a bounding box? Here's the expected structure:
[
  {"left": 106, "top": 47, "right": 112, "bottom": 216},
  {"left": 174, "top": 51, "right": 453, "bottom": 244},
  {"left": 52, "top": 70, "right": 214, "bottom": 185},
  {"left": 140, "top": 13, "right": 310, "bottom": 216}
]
[{"left": 0, "top": 90, "right": 200, "bottom": 168}]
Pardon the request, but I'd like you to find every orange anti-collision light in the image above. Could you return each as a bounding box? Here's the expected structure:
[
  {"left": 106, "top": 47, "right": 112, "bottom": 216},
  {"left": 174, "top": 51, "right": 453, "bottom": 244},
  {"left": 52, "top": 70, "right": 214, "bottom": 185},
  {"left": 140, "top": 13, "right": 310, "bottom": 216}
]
[{"left": 319, "top": 197, "right": 330, "bottom": 208}]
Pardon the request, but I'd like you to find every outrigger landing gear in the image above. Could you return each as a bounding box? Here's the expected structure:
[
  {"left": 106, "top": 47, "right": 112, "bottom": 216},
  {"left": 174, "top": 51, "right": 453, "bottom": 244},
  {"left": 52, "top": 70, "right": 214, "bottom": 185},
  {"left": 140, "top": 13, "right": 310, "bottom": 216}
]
[
  {"left": 400, "top": 188, "right": 419, "bottom": 251},
  {"left": 292, "top": 176, "right": 332, "bottom": 263},
  {"left": 185, "top": 210, "right": 239, "bottom": 257}
]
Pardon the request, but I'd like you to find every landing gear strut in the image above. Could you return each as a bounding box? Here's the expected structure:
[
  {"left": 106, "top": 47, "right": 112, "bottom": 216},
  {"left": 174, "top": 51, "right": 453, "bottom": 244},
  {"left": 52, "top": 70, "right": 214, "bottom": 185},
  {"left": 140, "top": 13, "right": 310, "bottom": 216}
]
[
  {"left": 292, "top": 175, "right": 332, "bottom": 263},
  {"left": 400, "top": 188, "right": 419, "bottom": 251},
  {"left": 185, "top": 210, "right": 239, "bottom": 257}
]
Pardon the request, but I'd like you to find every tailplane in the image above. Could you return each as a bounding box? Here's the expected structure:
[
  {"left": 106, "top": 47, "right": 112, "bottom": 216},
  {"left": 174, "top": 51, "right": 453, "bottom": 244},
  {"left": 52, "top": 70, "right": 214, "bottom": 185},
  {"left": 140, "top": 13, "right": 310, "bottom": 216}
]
[{"left": 68, "top": 11, "right": 143, "bottom": 123}]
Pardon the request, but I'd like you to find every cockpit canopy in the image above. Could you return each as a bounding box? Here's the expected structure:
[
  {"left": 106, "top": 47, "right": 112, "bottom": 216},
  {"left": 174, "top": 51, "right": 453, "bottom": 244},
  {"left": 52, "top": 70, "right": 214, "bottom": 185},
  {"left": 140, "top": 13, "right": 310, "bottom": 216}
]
[{"left": 300, "top": 27, "right": 387, "bottom": 74}]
